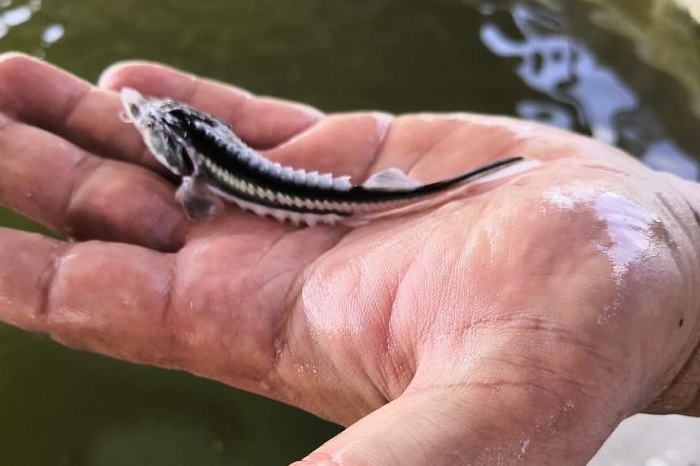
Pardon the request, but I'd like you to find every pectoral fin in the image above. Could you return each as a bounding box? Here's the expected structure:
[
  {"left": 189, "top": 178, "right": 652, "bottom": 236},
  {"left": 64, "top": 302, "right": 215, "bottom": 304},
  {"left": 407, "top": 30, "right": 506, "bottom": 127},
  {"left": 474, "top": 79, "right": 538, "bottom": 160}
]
[
  {"left": 176, "top": 176, "right": 224, "bottom": 221},
  {"left": 362, "top": 168, "right": 423, "bottom": 191}
]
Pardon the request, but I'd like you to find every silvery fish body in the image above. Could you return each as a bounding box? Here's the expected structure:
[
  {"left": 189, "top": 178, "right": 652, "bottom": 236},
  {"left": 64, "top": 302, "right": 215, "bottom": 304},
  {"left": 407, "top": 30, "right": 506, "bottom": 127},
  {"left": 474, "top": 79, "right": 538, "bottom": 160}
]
[{"left": 120, "top": 88, "right": 523, "bottom": 226}]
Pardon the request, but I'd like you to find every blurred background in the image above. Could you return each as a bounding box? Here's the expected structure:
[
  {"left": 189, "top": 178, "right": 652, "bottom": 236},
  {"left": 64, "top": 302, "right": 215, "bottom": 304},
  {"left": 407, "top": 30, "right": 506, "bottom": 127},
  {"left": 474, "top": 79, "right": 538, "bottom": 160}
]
[{"left": 0, "top": 0, "right": 698, "bottom": 464}]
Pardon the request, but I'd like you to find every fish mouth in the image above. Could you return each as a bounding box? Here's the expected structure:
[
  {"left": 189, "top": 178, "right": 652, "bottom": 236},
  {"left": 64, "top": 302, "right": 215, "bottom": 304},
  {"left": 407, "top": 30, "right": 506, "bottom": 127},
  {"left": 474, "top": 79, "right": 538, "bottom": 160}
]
[{"left": 119, "top": 87, "right": 147, "bottom": 123}]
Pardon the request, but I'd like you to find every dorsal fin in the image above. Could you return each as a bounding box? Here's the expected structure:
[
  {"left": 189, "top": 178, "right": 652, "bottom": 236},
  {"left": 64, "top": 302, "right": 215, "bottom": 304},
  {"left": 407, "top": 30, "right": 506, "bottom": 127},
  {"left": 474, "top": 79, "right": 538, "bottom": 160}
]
[{"left": 362, "top": 168, "right": 423, "bottom": 191}]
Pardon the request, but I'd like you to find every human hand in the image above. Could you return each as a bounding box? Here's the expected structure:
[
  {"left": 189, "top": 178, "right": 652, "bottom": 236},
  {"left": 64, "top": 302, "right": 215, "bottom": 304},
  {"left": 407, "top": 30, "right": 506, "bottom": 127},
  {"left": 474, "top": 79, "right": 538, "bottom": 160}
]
[{"left": 0, "top": 52, "right": 698, "bottom": 465}]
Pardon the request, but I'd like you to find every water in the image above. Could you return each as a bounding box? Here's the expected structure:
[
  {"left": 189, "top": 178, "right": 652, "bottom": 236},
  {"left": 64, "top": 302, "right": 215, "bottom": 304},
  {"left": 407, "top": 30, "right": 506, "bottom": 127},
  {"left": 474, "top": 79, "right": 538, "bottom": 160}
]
[{"left": 0, "top": 0, "right": 698, "bottom": 464}]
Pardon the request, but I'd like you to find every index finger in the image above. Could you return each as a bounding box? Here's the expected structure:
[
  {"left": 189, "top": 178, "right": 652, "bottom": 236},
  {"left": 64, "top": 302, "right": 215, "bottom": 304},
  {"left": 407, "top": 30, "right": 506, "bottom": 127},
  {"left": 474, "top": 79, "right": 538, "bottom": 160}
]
[
  {"left": 0, "top": 53, "right": 155, "bottom": 168},
  {"left": 97, "top": 60, "right": 324, "bottom": 150}
]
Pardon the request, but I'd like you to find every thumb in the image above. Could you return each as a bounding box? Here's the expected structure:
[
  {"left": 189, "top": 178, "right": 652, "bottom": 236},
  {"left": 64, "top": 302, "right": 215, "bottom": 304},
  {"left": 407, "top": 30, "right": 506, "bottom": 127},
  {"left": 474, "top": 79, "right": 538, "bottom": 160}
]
[{"left": 291, "top": 384, "right": 620, "bottom": 466}]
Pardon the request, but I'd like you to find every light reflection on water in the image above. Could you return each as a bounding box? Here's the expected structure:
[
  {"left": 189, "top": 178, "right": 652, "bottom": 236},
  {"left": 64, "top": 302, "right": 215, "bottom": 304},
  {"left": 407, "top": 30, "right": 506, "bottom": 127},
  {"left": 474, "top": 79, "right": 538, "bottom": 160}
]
[
  {"left": 40, "top": 22, "right": 63, "bottom": 46},
  {"left": 0, "top": 4, "right": 31, "bottom": 38},
  {"left": 0, "top": 0, "right": 63, "bottom": 57},
  {"left": 479, "top": 1, "right": 699, "bottom": 180}
]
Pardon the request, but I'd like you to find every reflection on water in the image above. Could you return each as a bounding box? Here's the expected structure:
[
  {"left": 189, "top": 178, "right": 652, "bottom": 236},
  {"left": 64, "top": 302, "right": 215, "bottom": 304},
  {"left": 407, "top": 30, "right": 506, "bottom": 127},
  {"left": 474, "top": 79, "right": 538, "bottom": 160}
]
[
  {"left": 0, "top": 0, "right": 63, "bottom": 57},
  {"left": 40, "top": 22, "right": 63, "bottom": 46},
  {"left": 478, "top": 1, "right": 699, "bottom": 180},
  {"left": 585, "top": 0, "right": 700, "bottom": 117},
  {"left": 0, "top": 2, "right": 34, "bottom": 34}
]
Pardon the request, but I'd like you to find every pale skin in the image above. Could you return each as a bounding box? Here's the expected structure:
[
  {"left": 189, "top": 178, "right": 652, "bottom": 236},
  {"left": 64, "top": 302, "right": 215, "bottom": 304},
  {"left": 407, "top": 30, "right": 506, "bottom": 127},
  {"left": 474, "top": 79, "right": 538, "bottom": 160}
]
[{"left": 0, "top": 52, "right": 699, "bottom": 465}]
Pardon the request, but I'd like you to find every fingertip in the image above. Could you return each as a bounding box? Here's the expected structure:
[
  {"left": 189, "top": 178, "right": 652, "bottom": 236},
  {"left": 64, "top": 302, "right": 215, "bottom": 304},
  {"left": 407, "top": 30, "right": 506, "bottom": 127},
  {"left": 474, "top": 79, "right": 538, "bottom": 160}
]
[
  {"left": 97, "top": 61, "right": 200, "bottom": 102},
  {"left": 0, "top": 52, "right": 91, "bottom": 125},
  {"left": 291, "top": 453, "right": 342, "bottom": 466},
  {"left": 96, "top": 61, "right": 133, "bottom": 89},
  {"left": 0, "top": 52, "right": 43, "bottom": 88},
  {"left": 98, "top": 61, "right": 198, "bottom": 97},
  {"left": 0, "top": 53, "right": 72, "bottom": 86},
  {"left": 0, "top": 51, "right": 36, "bottom": 66}
]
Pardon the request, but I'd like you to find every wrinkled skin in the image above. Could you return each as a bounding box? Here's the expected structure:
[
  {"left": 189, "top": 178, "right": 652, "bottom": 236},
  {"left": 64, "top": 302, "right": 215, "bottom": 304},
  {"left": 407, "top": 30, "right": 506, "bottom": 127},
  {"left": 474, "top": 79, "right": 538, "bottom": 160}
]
[{"left": 0, "top": 53, "right": 698, "bottom": 465}]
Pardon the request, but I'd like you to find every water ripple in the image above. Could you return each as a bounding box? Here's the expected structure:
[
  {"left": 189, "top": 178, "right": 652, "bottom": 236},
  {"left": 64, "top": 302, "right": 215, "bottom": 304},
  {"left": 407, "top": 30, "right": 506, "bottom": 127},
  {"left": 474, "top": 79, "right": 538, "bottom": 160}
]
[
  {"left": 476, "top": 1, "right": 699, "bottom": 180},
  {"left": 0, "top": 0, "right": 64, "bottom": 55}
]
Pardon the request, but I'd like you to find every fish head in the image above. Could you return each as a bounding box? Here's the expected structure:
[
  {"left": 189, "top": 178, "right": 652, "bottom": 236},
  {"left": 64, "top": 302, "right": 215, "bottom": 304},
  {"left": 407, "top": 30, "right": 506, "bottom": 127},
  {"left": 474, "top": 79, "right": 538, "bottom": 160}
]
[{"left": 120, "top": 87, "right": 195, "bottom": 177}]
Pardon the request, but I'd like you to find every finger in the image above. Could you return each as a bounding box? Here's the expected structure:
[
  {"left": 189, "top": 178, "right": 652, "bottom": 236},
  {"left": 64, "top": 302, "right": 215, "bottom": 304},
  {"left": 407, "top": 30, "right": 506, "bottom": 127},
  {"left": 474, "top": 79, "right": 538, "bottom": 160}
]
[
  {"left": 0, "top": 227, "right": 177, "bottom": 363},
  {"left": 263, "top": 112, "right": 537, "bottom": 187},
  {"left": 263, "top": 112, "right": 393, "bottom": 182},
  {"left": 372, "top": 113, "right": 533, "bottom": 181},
  {"left": 98, "top": 61, "right": 324, "bottom": 150},
  {"left": 293, "top": 384, "right": 618, "bottom": 466},
  {"left": 0, "top": 52, "right": 158, "bottom": 170},
  {"left": 0, "top": 225, "right": 328, "bottom": 392},
  {"left": 0, "top": 113, "right": 188, "bottom": 251}
]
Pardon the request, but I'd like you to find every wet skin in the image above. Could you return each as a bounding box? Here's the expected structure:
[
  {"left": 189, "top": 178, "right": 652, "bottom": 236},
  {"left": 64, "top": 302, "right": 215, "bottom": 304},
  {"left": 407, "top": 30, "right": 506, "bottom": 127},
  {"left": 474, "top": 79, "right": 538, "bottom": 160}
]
[{"left": 0, "top": 52, "right": 699, "bottom": 465}]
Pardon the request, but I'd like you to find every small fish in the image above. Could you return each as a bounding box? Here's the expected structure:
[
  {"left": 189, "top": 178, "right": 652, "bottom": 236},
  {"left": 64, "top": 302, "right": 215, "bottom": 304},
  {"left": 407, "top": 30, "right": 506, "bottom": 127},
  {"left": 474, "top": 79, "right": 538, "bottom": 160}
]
[{"left": 120, "top": 88, "right": 524, "bottom": 226}]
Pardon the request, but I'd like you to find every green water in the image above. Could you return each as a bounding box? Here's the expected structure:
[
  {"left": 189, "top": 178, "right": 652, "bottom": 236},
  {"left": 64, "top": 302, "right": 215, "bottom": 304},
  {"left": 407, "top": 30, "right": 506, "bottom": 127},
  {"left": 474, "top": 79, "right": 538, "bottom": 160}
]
[{"left": 0, "top": 0, "right": 698, "bottom": 464}]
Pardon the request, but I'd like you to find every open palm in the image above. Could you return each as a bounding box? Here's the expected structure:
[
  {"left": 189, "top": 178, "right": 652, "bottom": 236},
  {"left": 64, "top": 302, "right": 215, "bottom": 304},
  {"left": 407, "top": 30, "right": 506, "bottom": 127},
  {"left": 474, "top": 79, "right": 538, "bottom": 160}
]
[{"left": 0, "top": 53, "right": 699, "bottom": 465}]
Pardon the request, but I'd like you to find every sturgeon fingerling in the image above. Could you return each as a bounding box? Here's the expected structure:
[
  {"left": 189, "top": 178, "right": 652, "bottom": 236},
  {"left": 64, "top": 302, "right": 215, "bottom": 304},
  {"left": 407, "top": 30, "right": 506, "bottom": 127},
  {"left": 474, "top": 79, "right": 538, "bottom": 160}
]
[{"left": 120, "top": 88, "right": 524, "bottom": 226}]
